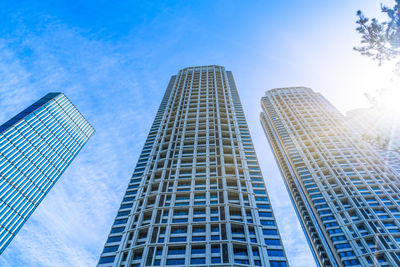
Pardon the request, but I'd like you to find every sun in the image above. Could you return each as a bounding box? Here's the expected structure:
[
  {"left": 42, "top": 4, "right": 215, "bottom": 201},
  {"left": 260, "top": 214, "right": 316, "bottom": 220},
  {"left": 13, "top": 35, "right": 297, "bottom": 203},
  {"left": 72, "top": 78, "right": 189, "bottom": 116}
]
[{"left": 376, "top": 79, "right": 400, "bottom": 115}]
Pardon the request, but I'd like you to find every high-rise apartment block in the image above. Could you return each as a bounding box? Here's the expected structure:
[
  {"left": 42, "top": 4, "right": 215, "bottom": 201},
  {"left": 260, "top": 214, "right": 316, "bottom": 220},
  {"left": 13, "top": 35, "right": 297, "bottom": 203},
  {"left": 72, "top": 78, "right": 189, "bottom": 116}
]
[
  {"left": 260, "top": 87, "right": 400, "bottom": 266},
  {"left": 0, "top": 92, "right": 94, "bottom": 254},
  {"left": 98, "top": 66, "right": 288, "bottom": 266}
]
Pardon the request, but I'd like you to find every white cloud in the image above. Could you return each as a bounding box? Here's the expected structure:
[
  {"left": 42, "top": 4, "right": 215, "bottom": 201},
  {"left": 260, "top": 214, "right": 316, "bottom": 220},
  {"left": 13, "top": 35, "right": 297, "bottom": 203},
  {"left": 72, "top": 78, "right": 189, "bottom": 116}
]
[
  {"left": 0, "top": 16, "right": 159, "bottom": 267},
  {"left": 0, "top": 3, "right": 325, "bottom": 265}
]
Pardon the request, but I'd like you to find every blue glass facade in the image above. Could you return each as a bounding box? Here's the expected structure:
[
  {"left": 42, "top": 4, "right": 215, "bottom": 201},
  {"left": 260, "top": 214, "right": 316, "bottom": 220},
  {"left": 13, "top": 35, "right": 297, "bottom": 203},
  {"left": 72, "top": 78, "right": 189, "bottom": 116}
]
[{"left": 0, "top": 92, "right": 94, "bottom": 254}]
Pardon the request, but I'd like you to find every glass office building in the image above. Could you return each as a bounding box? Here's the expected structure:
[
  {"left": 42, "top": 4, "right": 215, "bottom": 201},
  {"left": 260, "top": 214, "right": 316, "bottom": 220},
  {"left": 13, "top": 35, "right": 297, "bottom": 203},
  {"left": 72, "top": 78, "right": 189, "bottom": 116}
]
[
  {"left": 0, "top": 92, "right": 94, "bottom": 254},
  {"left": 98, "top": 66, "right": 288, "bottom": 266},
  {"left": 260, "top": 87, "right": 400, "bottom": 267}
]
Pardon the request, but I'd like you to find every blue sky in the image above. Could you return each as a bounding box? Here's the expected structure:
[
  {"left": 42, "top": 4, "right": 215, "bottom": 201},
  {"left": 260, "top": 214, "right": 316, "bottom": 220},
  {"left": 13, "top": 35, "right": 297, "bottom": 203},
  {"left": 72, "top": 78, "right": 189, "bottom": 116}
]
[{"left": 0, "top": 1, "right": 396, "bottom": 266}]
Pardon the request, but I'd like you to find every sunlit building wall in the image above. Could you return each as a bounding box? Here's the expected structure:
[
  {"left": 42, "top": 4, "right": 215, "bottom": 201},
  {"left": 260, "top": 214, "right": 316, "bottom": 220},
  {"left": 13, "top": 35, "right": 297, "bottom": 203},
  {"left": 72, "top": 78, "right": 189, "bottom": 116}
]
[
  {"left": 260, "top": 87, "right": 400, "bottom": 267},
  {"left": 0, "top": 93, "right": 94, "bottom": 254},
  {"left": 98, "top": 65, "right": 288, "bottom": 267}
]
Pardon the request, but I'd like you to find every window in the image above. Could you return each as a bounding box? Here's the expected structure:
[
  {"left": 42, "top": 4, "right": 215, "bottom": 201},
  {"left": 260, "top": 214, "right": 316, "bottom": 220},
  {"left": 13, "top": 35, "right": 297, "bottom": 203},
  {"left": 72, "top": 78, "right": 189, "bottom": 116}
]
[
  {"left": 191, "top": 258, "right": 206, "bottom": 264},
  {"left": 132, "top": 250, "right": 143, "bottom": 260},
  {"left": 107, "top": 236, "right": 122, "bottom": 243},
  {"left": 211, "top": 246, "right": 220, "bottom": 253},
  {"left": 120, "top": 204, "right": 132, "bottom": 209},
  {"left": 193, "top": 226, "right": 205, "bottom": 233},
  {"left": 261, "top": 220, "right": 275, "bottom": 226},
  {"left": 103, "top": 246, "right": 118, "bottom": 253},
  {"left": 166, "top": 259, "right": 185, "bottom": 265},
  {"left": 192, "top": 236, "right": 205, "bottom": 241},
  {"left": 170, "top": 237, "right": 186, "bottom": 242},
  {"left": 342, "top": 259, "right": 360, "bottom": 266},
  {"left": 263, "top": 229, "right": 278, "bottom": 235},
  {"left": 335, "top": 243, "right": 351, "bottom": 249},
  {"left": 168, "top": 247, "right": 186, "bottom": 255},
  {"left": 339, "top": 251, "right": 355, "bottom": 257},
  {"left": 117, "top": 211, "right": 130, "bottom": 217},
  {"left": 267, "top": 250, "right": 284, "bottom": 257},
  {"left": 252, "top": 248, "right": 260, "bottom": 256},
  {"left": 194, "top": 209, "right": 205, "bottom": 215},
  {"left": 174, "top": 210, "right": 188, "bottom": 216},
  {"left": 123, "top": 197, "right": 134, "bottom": 202},
  {"left": 173, "top": 218, "right": 188, "bottom": 223},
  {"left": 99, "top": 256, "right": 115, "bottom": 264},
  {"left": 254, "top": 260, "right": 262, "bottom": 266},
  {"left": 234, "top": 247, "right": 248, "bottom": 256},
  {"left": 211, "top": 235, "right": 220, "bottom": 240},
  {"left": 332, "top": 235, "right": 346, "bottom": 241},
  {"left": 111, "top": 227, "right": 124, "bottom": 233},
  {"left": 114, "top": 219, "right": 127, "bottom": 225},
  {"left": 235, "top": 259, "right": 249, "bottom": 264},
  {"left": 171, "top": 227, "right": 187, "bottom": 234},
  {"left": 211, "top": 257, "right": 221, "bottom": 263},
  {"left": 191, "top": 246, "right": 205, "bottom": 254},
  {"left": 265, "top": 239, "right": 281, "bottom": 246},
  {"left": 270, "top": 261, "right": 287, "bottom": 267}
]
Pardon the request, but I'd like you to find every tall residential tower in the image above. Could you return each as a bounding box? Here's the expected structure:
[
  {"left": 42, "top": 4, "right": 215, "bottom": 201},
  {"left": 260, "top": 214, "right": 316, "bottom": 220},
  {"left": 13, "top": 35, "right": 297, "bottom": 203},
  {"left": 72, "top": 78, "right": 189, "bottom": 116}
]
[
  {"left": 98, "top": 66, "right": 288, "bottom": 267},
  {"left": 0, "top": 93, "right": 94, "bottom": 253},
  {"left": 260, "top": 87, "right": 400, "bottom": 267}
]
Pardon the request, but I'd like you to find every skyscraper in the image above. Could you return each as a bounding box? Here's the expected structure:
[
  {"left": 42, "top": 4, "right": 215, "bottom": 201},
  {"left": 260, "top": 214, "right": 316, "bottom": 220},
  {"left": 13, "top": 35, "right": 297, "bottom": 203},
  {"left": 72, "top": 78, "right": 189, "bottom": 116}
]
[
  {"left": 260, "top": 87, "right": 400, "bottom": 267},
  {"left": 98, "top": 66, "right": 288, "bottom": 266},
  {"left": 0, "top": 92, "right": 94, "bottom": 254}
]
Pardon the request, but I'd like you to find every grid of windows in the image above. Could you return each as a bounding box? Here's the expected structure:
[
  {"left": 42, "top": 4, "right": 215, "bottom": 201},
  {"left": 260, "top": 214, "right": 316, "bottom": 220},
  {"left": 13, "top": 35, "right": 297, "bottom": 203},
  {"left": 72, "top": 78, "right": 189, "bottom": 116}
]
[
  {"left": 261, "top": 87, "right": 400, "bottom": 267},
  {"left": 0, "top": 92, "right": 94, "bottom": 254},
  {"left": 98, "top": 66, "right": 287, "bottom": 266}
]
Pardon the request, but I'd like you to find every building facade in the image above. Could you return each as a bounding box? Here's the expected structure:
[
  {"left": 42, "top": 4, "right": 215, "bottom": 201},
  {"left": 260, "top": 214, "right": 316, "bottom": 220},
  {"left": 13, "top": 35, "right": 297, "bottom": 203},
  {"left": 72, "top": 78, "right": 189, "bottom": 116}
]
[
  {"left": 0, "top": 92, "right": 94, "bottom": 254},
  {"left": 98, "top": 66, "right": 288, "bottom": 267},
  {"left": 260, "top": 87, "right": 400, "bottom": 267}
]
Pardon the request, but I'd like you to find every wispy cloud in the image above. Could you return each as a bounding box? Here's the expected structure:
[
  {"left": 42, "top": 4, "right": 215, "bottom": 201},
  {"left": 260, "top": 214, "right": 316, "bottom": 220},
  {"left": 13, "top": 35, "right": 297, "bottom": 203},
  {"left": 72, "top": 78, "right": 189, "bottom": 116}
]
[
  {"left": 0, "top": 13, "right": 164, "bottom": 267},
  {"left": 0, "top": 42, "right": 41, "bottom": 123},
  {"left": 0, "top": 1, "right": 350, "bottom": 265}
]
